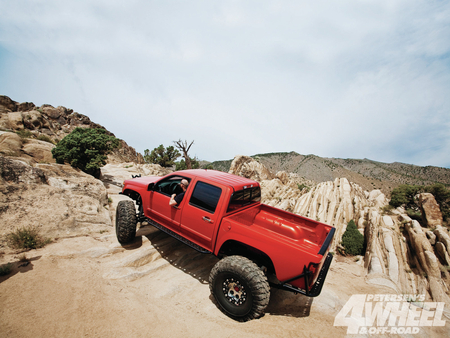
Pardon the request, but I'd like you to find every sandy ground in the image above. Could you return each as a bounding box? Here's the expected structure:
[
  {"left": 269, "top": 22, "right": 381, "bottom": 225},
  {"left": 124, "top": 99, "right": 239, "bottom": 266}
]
[{"left": 1, "top": 223, "right": 449, "bottom": 338}]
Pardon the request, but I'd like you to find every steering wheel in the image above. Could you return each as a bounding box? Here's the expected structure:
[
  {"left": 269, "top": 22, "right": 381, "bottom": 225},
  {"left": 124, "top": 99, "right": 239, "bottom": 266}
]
[{"left": 169, "top": 182, "right": 180, "bottom": 195}]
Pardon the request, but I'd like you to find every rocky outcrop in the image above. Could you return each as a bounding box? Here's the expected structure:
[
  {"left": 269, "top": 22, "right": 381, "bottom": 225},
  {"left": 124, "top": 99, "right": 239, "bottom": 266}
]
[
  {"left": 418, "top": 193, "right": 444, "bottom": 228},
  {"left": 229, "top": 155, "right": 275, "bottom": 181},
  {"left": 434, "top": 226, "right": 450, "bottom": 256},
  {"left": 107, "top": 140, "right": 144, "bottom": 164},
  {"left": 0, "top": 131, "right": 56, "bottom": 164},
  {"left": 0, "top": 155, "right": 111, "bottom": 241},
  {"left": 22, "top": 139, "right": 56, "bottom": 163},
  {"left": 0, "top": 155, "right": 46, "bottom": 185},
  {"left": 0, "top": 132, "right": 23, "bottom": 157},
  {"left": 436, "top": 242, "right": 450, "bottom": 266},
  {"left": 0, "top": 95, "right": 143, "bottom": 164}
]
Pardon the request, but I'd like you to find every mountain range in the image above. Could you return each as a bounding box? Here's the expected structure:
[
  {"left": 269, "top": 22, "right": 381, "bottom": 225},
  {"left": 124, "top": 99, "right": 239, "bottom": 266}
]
[{"left": 210, "top": 151, "right": 450, "bottom": 195}]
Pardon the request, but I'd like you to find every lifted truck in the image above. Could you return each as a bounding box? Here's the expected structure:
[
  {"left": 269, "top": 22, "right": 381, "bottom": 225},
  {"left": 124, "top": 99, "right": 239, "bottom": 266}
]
[{"left": 117, "top": 169, "right": 335, "bottom": 321}]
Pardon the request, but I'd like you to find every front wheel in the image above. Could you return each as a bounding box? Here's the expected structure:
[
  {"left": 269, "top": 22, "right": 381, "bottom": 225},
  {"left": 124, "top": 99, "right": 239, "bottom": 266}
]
[
  {"left": 115, "top": 200, "right": 137, "bottom": 244},
  {"left": 209, "top": 256, "right": 270, "bottom": 321}
]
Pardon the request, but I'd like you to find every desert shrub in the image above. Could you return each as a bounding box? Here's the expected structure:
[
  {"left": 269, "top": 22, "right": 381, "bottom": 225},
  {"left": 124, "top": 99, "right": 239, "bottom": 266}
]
[
  {"left": 51, "top": 127, "right": 119, "bottom": 177},
  {"left": 0, "top": 263, "right": 12, "bottom": 276},
  {"left": 37, "top": 134, "right": 55, "bottom": 144},
  {"left": 143, "top": 145, "right": 180, "bottom": 167},
  {"left": 381, "top": 204, "right": 394, "bottom": 214},
  {"left": 16, "top": 129, "right": 33, "bottom": 139},
  {"left": 406, "top": 209, "right": 422, "bottom": 222},
  {"left": 175, "top": 157, "right": 200, "bottom": 170},
  {"left": 6, "top": 226, "right": 51, "bottom": 250},
  {"left": 341, "top": 220, "right": 365, "bottom": 256},
  {"left": 18, "top": 254, "right": 28, "bottom": 262},
  {"left": 202, "top": 164, "right": 214, "bottom": 170},
  {"left": 390, "top": 183, "right": 450, "bottom": 223},
  {"left": 390, "top": 184, "right": 421, "bottom": 209}
]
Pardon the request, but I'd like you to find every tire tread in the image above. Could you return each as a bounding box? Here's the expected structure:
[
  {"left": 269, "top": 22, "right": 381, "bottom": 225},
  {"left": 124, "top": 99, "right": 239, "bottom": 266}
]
[
  {"left": 115, "top": 200, "right": 137, "bottom": 244},
  {"left": 209, "top": 255, "right": 270, "bottom": 321}
]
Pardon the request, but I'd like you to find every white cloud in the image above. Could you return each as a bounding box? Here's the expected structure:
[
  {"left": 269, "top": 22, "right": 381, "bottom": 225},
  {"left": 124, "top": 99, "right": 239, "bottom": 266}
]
[{"left": 1, "top": 0, "right": 449, "bottom": 167}]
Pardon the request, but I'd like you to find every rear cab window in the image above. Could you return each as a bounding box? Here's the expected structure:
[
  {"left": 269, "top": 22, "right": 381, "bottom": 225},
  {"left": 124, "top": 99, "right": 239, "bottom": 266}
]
[
  {"left": 189, "top": 181, "right": 222, "bottom": 214},
  {"left": 227, "top": 186, "right": 261, "bottom": 213}
]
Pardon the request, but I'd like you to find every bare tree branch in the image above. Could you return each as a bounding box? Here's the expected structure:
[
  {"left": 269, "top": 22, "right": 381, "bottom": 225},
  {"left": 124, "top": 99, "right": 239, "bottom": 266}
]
[{"left": 174, "top": 139, "right": 194, "bottom": 169}]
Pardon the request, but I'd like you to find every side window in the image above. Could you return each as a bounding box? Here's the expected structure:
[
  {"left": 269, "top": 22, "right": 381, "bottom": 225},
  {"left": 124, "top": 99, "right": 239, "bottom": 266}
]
[
  {"left": 189, "top": 181, "right": 222, "bottom": 214},
  {"left": 155, "top": 176, "right": 188, "bottom": 196}
]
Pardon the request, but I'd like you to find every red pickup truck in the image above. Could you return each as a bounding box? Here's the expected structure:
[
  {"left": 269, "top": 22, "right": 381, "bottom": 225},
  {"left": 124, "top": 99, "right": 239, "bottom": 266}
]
[{"left": 117, "top": 169, "right": 335, "bottom": 321}]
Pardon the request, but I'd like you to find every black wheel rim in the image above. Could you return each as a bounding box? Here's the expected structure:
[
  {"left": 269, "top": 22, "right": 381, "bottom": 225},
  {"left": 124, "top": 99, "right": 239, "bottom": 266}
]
[{"left": 214, "top": 273, "right": 253, "bottom": 317}]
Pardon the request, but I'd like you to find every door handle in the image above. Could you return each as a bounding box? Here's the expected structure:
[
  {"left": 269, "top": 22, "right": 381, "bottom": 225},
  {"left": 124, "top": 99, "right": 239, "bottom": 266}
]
[{"left": 202, "top": 216, "right": 212, "bottom": 223}]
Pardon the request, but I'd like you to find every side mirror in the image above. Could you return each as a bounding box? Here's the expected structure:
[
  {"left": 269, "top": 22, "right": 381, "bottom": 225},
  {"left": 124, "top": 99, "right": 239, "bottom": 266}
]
[{"left": 148, "top": 183, "right": 155, "bottom": 191}]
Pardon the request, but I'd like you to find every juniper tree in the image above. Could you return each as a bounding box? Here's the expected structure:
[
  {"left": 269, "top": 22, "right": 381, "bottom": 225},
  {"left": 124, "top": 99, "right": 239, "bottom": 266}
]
[{"left": 52, "top": 127, "right": 120, "bottom": 177}]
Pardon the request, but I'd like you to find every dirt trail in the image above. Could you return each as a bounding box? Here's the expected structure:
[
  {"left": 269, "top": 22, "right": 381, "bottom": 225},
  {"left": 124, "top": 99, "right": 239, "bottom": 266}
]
[{"left": 2, "top": 224, "right": 448, "bottom": 338}]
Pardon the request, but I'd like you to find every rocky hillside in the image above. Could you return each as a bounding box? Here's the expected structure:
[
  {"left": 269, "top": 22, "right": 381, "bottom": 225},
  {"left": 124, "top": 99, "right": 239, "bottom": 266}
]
[
  {"left": 211, "top": 152, "right": 450, "bottom": 195},
  {"left": 0, "top": 95, "right": 143, "bottom": 164},
  {"left": 230, "top": 155, "right": 450, "bottom": 307}
]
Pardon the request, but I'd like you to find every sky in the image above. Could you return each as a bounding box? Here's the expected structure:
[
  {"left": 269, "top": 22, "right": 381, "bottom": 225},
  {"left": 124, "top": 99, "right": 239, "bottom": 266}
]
[{"left": 1, "top": 0, "right": 449, "bottom": 168}]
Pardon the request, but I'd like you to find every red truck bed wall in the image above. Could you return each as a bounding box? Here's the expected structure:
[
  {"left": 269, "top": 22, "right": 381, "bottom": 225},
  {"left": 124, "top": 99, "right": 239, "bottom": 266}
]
[{"left": 217, "top": 204, "right": 333, "bottom": 290}]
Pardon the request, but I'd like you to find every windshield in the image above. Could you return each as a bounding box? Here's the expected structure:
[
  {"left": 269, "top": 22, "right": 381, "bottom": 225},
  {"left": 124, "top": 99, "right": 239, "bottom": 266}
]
[{"left": 227, "top": 186, "right": 261, "bottom": 213}]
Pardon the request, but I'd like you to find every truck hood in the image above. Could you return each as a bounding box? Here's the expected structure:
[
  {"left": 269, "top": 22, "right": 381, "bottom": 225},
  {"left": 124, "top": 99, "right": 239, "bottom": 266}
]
[{"left": 123, "top": 175, "right": 160, "bottom": 189}]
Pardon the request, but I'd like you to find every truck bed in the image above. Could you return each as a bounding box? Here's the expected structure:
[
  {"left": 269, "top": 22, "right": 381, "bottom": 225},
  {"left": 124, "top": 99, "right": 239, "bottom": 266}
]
[
  {"left": 223, "top": 203, "right": 334, "bottom": 292},
  {"left": 227, "top": 204, "right": 331, "bottom": 250}
]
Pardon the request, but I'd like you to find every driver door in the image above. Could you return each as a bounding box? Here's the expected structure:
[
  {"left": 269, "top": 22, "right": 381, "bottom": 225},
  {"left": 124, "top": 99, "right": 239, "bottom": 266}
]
[{"left": 147, "top": 175, "right": 187, "bottom": 229}]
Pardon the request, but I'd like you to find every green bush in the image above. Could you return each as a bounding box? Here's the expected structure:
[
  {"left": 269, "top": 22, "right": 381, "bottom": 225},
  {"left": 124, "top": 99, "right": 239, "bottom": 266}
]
[
  {"left": 390, "top": 184, "right": 421, "bottom": 209},
  {"left": 143, "top": 145, "right": 180, "bottom": 167},
  {"left": 297, "top": 183, "right": 309, "bottom": 192},
  {"left": 0, "top": 263, "right": 12, "bottom": 276},
  {"left": 406, "top": 209, "right": 422, "bottom": 222},
  {"left": 176, "top": 157, "right": 200, "bottom": 170},
  {"left": 202, "top": 164, "right": 214, "bottom": 170},
  {"left": 6, "top": 226, "right": 51, "bottom": 250},
  {"left": 390, "top": 183, "right": 450, "bottom": 222},
  {"left": 341, "top": 220, "right": 365, "bottom": 256},
  {"left": 16, "top": 129, "right": 33, "bottom": 139},
  {"left": 51, "top": 127, "right": 119, "bottom": 177},
  {"left": 37, "top": 134, "right": 55, "bottom": 144},
  {"left": 381, "top": 204, "right": 395, "bottom": 215}
]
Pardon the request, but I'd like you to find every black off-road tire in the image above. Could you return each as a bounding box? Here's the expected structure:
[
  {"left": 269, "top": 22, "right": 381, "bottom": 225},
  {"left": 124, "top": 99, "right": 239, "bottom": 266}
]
[
  {"left": 209, "top": 255, "right": 270, "bottom": 321},
  {"left": 115, "top": 200, "right": 137, "bottom": 244}
]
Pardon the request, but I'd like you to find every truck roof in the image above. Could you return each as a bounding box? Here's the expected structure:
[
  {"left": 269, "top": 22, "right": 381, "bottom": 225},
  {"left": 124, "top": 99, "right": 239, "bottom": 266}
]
[{"left": 178, "top": 169, "right": 259, "bottom": 190}]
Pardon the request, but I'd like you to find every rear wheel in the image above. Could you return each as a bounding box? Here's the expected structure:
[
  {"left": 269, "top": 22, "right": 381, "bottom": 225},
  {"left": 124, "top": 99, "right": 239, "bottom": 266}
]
[
  {"left": 115, "top": 200, "right": 137, "bottom": 244},
  {"left": 209, "top": 256, "right": 270, "bottom": 321}
]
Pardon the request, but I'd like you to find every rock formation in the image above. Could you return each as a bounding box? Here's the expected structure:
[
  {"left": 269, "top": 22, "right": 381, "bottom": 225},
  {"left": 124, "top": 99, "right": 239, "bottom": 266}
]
[
  {"left": 418, "top": 192, "right": 444, "bottom": 228},
  {"left": 0, "top": 131, "right": 56, "bottom": 164},
  {"left": 229, "top": 155, "right": 275, "bottom": 181},
  {"left": 0, "top": 95, "right": 143, "bottom": 164},
  {"left": 0, "top": 155, "right": 111, "bottom": 241}
]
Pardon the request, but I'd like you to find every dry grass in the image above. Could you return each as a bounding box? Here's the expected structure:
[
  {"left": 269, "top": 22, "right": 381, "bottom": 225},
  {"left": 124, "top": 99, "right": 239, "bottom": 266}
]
[{"left": 6, "top": 226, "right": 51, "bottom": 250}]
